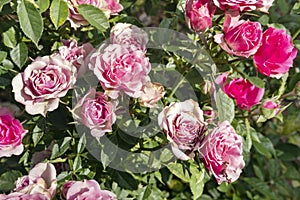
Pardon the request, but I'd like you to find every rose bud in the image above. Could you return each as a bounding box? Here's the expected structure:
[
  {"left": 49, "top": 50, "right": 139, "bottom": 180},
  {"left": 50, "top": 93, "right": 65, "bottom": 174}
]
[{"left": 261, "top": 99, "right": 281, "bottom": 119}]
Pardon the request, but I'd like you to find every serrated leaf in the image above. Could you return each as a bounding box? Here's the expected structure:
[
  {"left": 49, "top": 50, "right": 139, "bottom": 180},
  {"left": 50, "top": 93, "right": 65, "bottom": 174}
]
[
  {"left": 36, "top": 0, "right": 50, "bottom": 13},
  {"left": 17, "top": 0, "right": 43, "bottom": 46},
  {"left": 167, "top": 162, "right": 190, "bottom": 182},
  {"left": 77, "top": 4, "right": 109, "bottom": 32},
  {"left": 3, "top": 27, "right": 17, "bottom": 48},
  {"left": 50, "top": 0, "right": 68, "bottom": 29},
  {"left": 10, "top": 42, "right": 28, "bottom": 69},
  {"left": 0, "top": 51, "right": 7, "bottom": 63},
  {"left": 216, "top": 89, "right": 235, "bottom": 123},
  {"left": 0, "top": 0, "right": 11, "bottom": 12},
  {"left": 247, "top": 76, "right": 265, "bottom": 88}
]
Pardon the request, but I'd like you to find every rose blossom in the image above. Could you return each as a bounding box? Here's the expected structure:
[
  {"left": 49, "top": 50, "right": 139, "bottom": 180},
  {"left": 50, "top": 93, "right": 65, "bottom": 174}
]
[
  {"left": 158, "top": 99, "right": 208, "bottom": 160},
  {"left": 58, "top": 39, "right": 95, "bottom": 77},
  {"left": 261, "top": 99, "right": 281, "bottom": 119},
  {"left": 89, "top": 44, "right": 151, "bottom": 99},
  {"left": 14, "top": 163, "right": 57, "bottom": 200},
  {"left": 185, "top": 0, "right": 216, "bottom": 32},
  {"left": 216, "top": 73, "right": 265, "bottom": 110},
  {"left": 253, "top": 27, "right": 298, "bottom": 79},
  {"left": 213, "top": 0, "right": 274, "bottom": 12},
  {"left": 67, "top": 0, "right": 123, "bottom": 28},
  {"left": 73, "top": 88, "right": 116, "bottom": 138},
  {"left": 139, "top": 81, "right": 165, "bottom": 108},
  {"left": 0, "top": 108, "right": 27, "bottom": 158},
  {"left": 199, "top": 121, "right": 245, "bottom": 184},
  {"left": 61, "top": 179, "right": 117, "bottom": 200},
  {"left": 12, "top": 54, "right": 77, "bottom": 116},
  {"left": 110, "top": 23, "right": 148, "bottom": 51},
  {"left": 0, "top": 192, "right": 48, "bottom": 200},
  {"left": 214, "top": 11, "right": 262, "bottom": 58}
]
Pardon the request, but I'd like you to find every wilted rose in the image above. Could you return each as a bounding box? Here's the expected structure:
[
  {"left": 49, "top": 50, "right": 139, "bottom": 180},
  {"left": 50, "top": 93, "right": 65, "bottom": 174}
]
[
  {"left": 139, "top": 81, "right": 165, "bottom": 108},
  {"left": 158, "top": 99, "right": 208, "bottom": 160},
  {"left": 0, "top": 108, "right": 28, "bottom": 158},
  {"left": 213, "top": 0, "right": 274, "bottom": 12},
  {"left": 73, "top": 88, "right": 117, "bottom": 138},
  {"left": 14, "top": 163, "right": 57, "bottom": 200},
  {"left": 89, "top": 44, "right": 151, "bottom": 99},
  {"left": 185, "top": 0, "right": 216, "bottom": 32},
  {"left": 253, "top": 27, "right": 298, "bottom": 79},
  {"left": 199, "top": 121, "right": 245, "bottom": 184},
  {"left": 12, "top": 54, "right": 77, "bottom": 116},
  {"left": 61, "top": 179, "right": 117, "bottom": 200},
  {"left": 58, "top": 39, "right": 94, "bottom": 77},
  {"left": 0, "top": 192, "right": 48, "bottom": 200},
  {"left": 110, "top": 23, "right": 148, "bottom": 51}
]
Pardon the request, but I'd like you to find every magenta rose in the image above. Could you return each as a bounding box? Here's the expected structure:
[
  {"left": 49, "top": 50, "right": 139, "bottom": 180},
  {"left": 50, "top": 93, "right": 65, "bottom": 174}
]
[
  {"left": 216, "top": 74, "right": 265, "bottom": 110},
  {"left": 67, "top": 0, "right": 123, "bottom": 28},
  {"left": 139, "top": 81, "right": 166, "bottom": 108},
  {"left": 61, "top": 179, "right": 117, "bottom": 200},
  {"left": 253, "top": 27, "right": 298, "bottom": 79},
  {"left": 185, "top": 0, "right": 216, "bottom": 32},
  {"left": 213, "top": 0, "right": 274, "bottom": 12},
  {"left": 0, "top": 192, "right": 48, "bottom": 200},
  {"left": 58, "top": 39, "right": 94, "bottom": 77},
  {"left": 12, "top": 54, "right": 77, "bottom": 116},
  {"left": 89, "top": 44, "right": 151, "bottom": 99},
  {"left": 14, "top": 163, "right": 57, "bottom": 200},
  {"left": 73, "top": 88, "right": 116, "bottom": 138},
  {"left": 199, "top": 121, "right": 245, "bottom": 184},
  {"left": 110, "top": 23, "right": 148, "bottom": 51},
  {"left": 214, "top": 11, "right": 262, "bottom": 57},
  {"left": 158, "top": 99, "right": 208, "bottom": 160},
  {"left": 0, "top": 108, "right": 27, "bottom": 158}
]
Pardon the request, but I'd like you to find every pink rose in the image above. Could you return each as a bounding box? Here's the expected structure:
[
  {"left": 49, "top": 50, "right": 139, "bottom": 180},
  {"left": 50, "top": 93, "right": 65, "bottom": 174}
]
[
  {"left": 12, "top": 54, "right": 77, "bottom": 116},
  {"left": 14, "top": 163, "right": 57, "bottom": 200},
  {"left": 139, "top": 81, "right": 165, "bottom": 108},
  {"left": 0, "top": 192, "right": 48, "bottom": 200},
  {"left": 213, "top": 0, "right": 274, "bottom": 12},
  {"left": 217, "top": 74, "right": 265, "bottom": 110},
  {"left": 72, "top": 88, "right": 116, "bottom": 138},
  {"left": 59, "top": 39, "right": 95, "bottom": 77},
  {"left": 158, "top": 99, "right": 208, "bottom": 160},
  {"left": 214, "top": 11, "right": 262, "bottom": 57},
  {"left": 67, "top": 0, "right": 123, "bottom": 28},
  {"left": 110, "top": 23, "right": 148, "bottom": 51},
  {"left": 185, "top": 0, "right": 216, "bottom": 32},
  {"left": 0, "top": 108, "right": 27, "bottom": 158},
  {"left": 253, "top": 27, "right": 298, "bottom": 79},
  {"left": 199, "top": 121, "right": 245, "bottom": 184},
  {"left": 62, "top": 179, "right": 117, "bottom": 200},
  {"left": 260, "top": 99, "right": 281, "bottom": 119},
  {"left": 89, "top": 44, "right": 151, "bottom": 98}
]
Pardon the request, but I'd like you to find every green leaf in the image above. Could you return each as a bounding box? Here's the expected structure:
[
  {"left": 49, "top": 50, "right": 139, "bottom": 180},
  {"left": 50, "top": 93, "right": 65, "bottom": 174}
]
[
  {"left": 36, "top": 0, "right": 50, "bottom": 13},
  {"left": 77, "top": 133, "right": 86, "bottom": 154},
  {"left": 0, "top": 170, "right": 22, "bottom": 192},
  {"left": 247, "top": 76, "right": 265, "bottom": 88},
  {"left": 0, "top": 0, "right": 11, "bottom": 12},
  {"left": 50, "top": 0, "right": 68, "bottom": 29},
  {"left": 253, "top": 133, "right": 276, "bottom": 158},
  {"left": 10, "top": 42, "right": 28, "bottom": 69},
  {"left": 3, "top": 27, "right": 17, "bottom": 48},
  {"left": 167, "top": 162, "right": 190, "bottom": 182},
  {"left": 73, "top": 156, "right": 82, "bottom": 171},
  {"left": 50, "top": 137, "right": 72, "bottom": 159},
  {"left": 32, "top": 124, "right": 44, "bottom": 147},
  {"left": 189, "top": 165, "right": 205, "bottom": 200},
  {"left": 216, "top": 89, "right": 235, "bottom": 123},
  {"left": 17, "top": 0, "right": 43, "bottom": 46},
  {"left": 0, "top": 51, "right": 7, "bottom": 63},
  {"left": 77, "top": 4, "right": 109, "bottom": 32}
]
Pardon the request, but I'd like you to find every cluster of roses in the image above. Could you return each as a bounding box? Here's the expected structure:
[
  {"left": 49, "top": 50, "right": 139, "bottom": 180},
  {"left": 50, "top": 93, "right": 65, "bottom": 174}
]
[
  {"left": 0, "top": 163, "right": 116, "bottom": 200},
  {"left": 186, "top": 0, "right": 297, "bottom": 111}
]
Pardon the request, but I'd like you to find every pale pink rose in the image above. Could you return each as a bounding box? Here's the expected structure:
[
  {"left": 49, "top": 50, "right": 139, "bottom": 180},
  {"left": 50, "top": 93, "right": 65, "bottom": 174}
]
[
  {"left": 59, "top": 39, "right": 95, "bottom": 77},
  {"left": 12, "top": 54, "right": 77, "bottom": 116},
  {"left": 139, "top": 81, "right": 165, "bottom": 108},
  {"left": 217, "top": 74, "right": 265, "bottom": 110},
  {"left": 158, "top": 99, "right": 208, "bottom": 160},
  {"left": 110, "top": 23, "right": 148, "bottom": 51},
  {"left": 213, "top": 0, "right": 274, "bottom": 12},
  {"left": 72, "top": 88, "right": 116, "bottom": 138},
  {"left": 185, "top": 0, "right": 216, "bottom": 32},
  {"left": 67, "top": 0, "right": 123, "bottom": 28},
  {"left": 0, "top": 192, "right": 48, "bottom": 200},
  {"left": 14, "top": 163, "right": 57, "bottom": 200},
  {"left": 214, "top": 11, "right": 262, "bottom": 57},
  {"left": 199, "top": 121, "right": 245, "bottom": 184},
  {"left": 89, "top": 44, "right": 151, "bottom": 99},
  {"left": 62, "top": 179, "right": 117, "bottom": 200},
  {"left": 253, "top": 27, "right": 298, "bottom": 79},
  {"left": 0, "top": 108, "right": 27, "bottom": 158}
]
